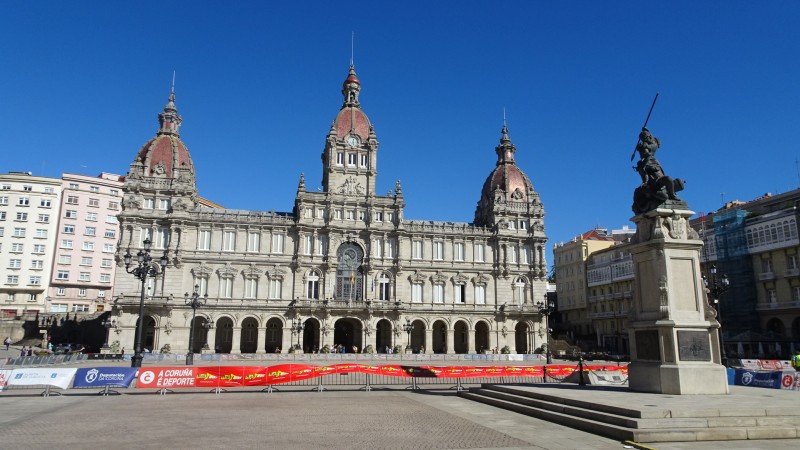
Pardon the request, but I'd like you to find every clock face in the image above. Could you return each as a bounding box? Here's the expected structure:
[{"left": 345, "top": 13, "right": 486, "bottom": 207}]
[{"left": 347, "top": 135, "right": 360, "bottom": 147}]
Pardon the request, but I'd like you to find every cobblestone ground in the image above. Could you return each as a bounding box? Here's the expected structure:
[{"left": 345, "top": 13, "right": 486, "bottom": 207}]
[{"left": 0, "top": 391, "right": 539, "bottom": 450}]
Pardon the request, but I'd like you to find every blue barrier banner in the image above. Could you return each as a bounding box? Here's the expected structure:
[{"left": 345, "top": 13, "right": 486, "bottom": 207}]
[
  {"left": 73, "top": 367, "right": 138, "bottom": 388},
  {"left": 733, "top": 369, "right": 782, "bottom": 389}
]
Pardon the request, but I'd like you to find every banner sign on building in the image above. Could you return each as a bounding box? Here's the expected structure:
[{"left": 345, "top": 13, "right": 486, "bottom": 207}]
[
  {"left": 8, "top": 368, "right": 77, "bottom": 390},
  {"left": 73, "top": 367, "right": 138, "bottom": 388}
]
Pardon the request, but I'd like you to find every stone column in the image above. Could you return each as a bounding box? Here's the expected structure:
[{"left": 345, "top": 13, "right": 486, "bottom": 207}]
[
  {"left": 424, "top": 329, "right": 433, "bottom": 354},
  {"left": 282, "top": 327, "right": 292, "bottom": 353},
  {"left": 627, "top": 207, "right": 727, "bottom": 395},
  {"left": 256, "top": 327, "right": 267, "bottom": 354},
  {"left": 231, "top": 326, "right": 242, "bottom": 354},
  {"left": 446, "top": 329, "right": 455, "bottom": 354},
  {"left": 467, "top": 329, "right": 476, "bottom": 353},
  {"left": 202, "top": 327, "right": 216, "bottom": 354}
]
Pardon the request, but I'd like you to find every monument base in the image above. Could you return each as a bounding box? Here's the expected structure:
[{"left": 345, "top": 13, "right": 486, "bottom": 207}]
[{"left": 628, "top": 361, "right": 729, "bottom": 394}]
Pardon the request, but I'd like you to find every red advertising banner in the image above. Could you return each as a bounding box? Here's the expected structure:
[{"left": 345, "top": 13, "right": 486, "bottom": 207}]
[{"left": 133, "top": 364, "right": 628, "bottom": 388}]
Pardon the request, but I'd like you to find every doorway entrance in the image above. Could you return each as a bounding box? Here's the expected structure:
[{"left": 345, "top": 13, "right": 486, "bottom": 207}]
[{"left": 334, "top": 318, "right": 362, "bottom": 352}]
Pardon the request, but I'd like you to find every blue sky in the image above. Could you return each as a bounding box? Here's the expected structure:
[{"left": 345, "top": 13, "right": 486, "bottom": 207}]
[{"left": 1, "top": 2, "right": 798, "bottom": 258}]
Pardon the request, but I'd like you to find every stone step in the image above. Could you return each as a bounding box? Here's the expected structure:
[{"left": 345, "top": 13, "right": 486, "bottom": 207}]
[{"left": 458, "top": 385, "right": 800, "bottom": 443}]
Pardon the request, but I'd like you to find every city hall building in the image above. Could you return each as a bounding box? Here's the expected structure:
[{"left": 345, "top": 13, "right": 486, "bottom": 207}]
[{"left": 112, "top": 66, "right": 549, "bottom": 355}]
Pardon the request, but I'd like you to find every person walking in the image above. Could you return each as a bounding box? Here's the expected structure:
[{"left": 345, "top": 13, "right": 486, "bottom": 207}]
[{"left": 4, "top": 337, "right": 10, "bottom": 351}]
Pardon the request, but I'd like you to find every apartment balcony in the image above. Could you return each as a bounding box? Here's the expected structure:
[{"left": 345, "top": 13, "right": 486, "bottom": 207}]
[
  {"left": 755, "top": 301, "right": 800, "bottom": 311},
  {"left": 758, "top": 271, "right": 776, "bottom": 281},
  {"left": 785, "top": 268, "right": 800, "bottom": 278}
]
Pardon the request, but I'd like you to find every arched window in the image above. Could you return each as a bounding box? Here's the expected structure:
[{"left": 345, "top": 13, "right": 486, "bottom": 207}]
[
  {"left": 377, "top": 273, "right": 391, "bottom": 301},
  {"left": 307, "top": 271, "right": 320, "bottom": 300},
  {"left": 335, "top": 243, "right": 363, "bottom": 300},
  {"left": 512, "top": 276, "right": 528, "bottom": 305}
]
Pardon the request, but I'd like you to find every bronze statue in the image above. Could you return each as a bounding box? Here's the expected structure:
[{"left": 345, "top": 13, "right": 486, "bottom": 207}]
[{"left": 632, "top": 127, "right": 685, "bottom": 214}]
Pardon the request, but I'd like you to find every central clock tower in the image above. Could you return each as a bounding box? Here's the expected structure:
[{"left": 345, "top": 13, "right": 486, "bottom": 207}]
[{"left": 321, "top": 65, "right": 379, "bottom": 197}]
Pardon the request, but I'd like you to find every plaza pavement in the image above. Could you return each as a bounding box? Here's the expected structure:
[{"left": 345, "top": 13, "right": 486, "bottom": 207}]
[{"left": 2, "top": 346, "right": 800, "bottom": 449}]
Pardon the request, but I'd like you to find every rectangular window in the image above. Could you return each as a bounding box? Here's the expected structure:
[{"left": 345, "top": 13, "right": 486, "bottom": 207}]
[
  {"left": 88, "top": 198, "right": 99, "bottom": 207},
  {"left": 103, "top": 243, "right": 114, "bottom": 253},
  {"left": 68, "top": 183, "right": 79, "bottom": 189},
  {"left": 0, "top": 184, "right": 9, "bottom": 190},
  {"left": 51, "top": 303, "right": 68, "bottom": 313},
  {"left": 18, "top": 197, "right": 30, "bottom": 206},
  {"left": 474, "top": 243, "right": 484, "bottom": 262},
  {"left": 412, "top": 240, "right": 423, "bottom": 260},
  {"left": 73, "top": 305, "right": 89, "bottom": 313},
  {"left": 98, "top": 290, "right": 106, "bottom": 298},
  {"left": 79, "top": 272, "right": 90, "bottom": 281},
  {"left": 85, "top": 226, "right": 96, "bottom": 236},
  {"left": 38, "top": 214, "right": 49, "bottom": 223},
  {"left": 303, "top": 235, "right": 313, "bottom": 255},
  {"left": 78, "top": 288, "right": 87, "bottom": 297},
  {"left": 768, "top": 288, "right": 777, "bottom": 303},
  {"left": 247, "top": 232, "right": 260, "bottom": 253},
  {"left": 64, "top": 224, "right": 75, "bottom": 234},
  {"left": 141, "top": 227, "right": 153, "bottom": 246},
  {"left": 11, "top": 243, "right": 23, "bottom": 252},
  {"left": 143, "top": 198, "right": 154, "bottom": 209},
  {"left": 335, "top": 209, "right": 342, "bottom": 220},
  {"left": 197, "top": 230, "right": 211, "bottom": 250},
  {"left": 0, "top": 196, "right": 7, "bottom": 205},
  {"left": 347, "top": 153, "right": 356, "bottom": 166},
  {"left": 360, "top": 154, "right": 368, "bottom": 167},
  {"left": 44, "top": 187, "right": 54, "bottom": 193},
  {"left": 433, "top": 241, "right": 444, "bottom": 260},
  {"left": 100, "top": 273, "right": 111, "bottom": 283},
  {"left": 101, "top": 258, "right": 112, "bottom": 268},
  {"left": 40, "top": 199, "right": 51, "bottom": 207},
  {"left": 33, "top": 244, "right": 45, "bottom": 253},
  {"left": 372, "top": 239, "right": 383, "bottom": 258},
  {"left": 66, "top": 195, "right": 79, "bottom": 205},
  {"left": 61, "top": 239, "right": 74, "bottom": 249},
  {"left": 521, "top": 244, "right": 530, "bottom": 264},
  {"left": 86, "top": 212, "right": 97, "bottom": 221},
  {"left": 269, "top": 279, "right": 282, "bottom": 299},
  {"left": 31, "top": 260, "right": 43, "bottom": 269},
  {"left": 8, "top": 259, "right": 22, "bottom": 268},
  {"left": 16, "top": 212, "right": 28, "bottom": 221},
  {"left": 6, "top": 275, "right": 19, "bottom": 285},
  {"left": 80, "top": 256, "right": 93, "bottom": 266},
  {"left": 108, "top": 201, "right": 119, "bottom": 210},
  {"left": 271, "top": 234, "right": 284, "bottom": 254},
  {"left": 411, "top": 283, "right": 423, "bottom": 303},
  {"left": 455, "top": 284, "right": 466, "bottom": 303},
  {"left": 110, "top": 189, "right": 119, "bottom": 197},
  {"left": 59, "top": 255, "right": 72, "bottom": 264},
  {"left": 336, "top": 152, "right": 344, "bottom": 165},
  {"left": 22, "top": 185, "right": 31, "bottom": 192},
  {"left": 104, "top": 229, "right": 115, "bottom": 238},
  {"left": 374, "top": 212, "right": 383, "bottom": 222},
  {"left": 65, "top": 210, "right": 77, "bottom": 219},
  {"left": 223, "top": 231, "right": 236, "bottom": 252},
  {"left": 90, "top": 186, "right": 100, "bottom": 193},
  {"left": 158, "top": 199, "right": 170, "bottom": 210},
  {"left": 82, "top": 242, "right": 95, "bottom": 251},
  {"left": 434, "top": 284, "right": 444, "bottom": 304},
  {"left": 106, "top": 215, "right": 118, "bottom": 224},
  {"left": 29, "top": 276, "right": 41, "bottom": 286},
  {"left": 13, "top": 227, "right": 25, "bottom": 237},
  {"left": 509, "top": 245, "right": 517, "bottom": 263},
  {"left": 454, "top": 242, "right": 465, "bottom": 261},
  {"left": 346, "top": 210, "right": 354, "bottom": 220},
  {"left": 317, "top": 235, "right": 328, "bottom": 256},
  {"left": 155, "top": 227, "right": 170, "bottom": 249},
  {"left": 0, "top": 212, "right": 5, "bottom": 221},
  {"left": 387, "top": 238, "right": 397, "bottom": 259},
  {"left": 56, "top": 271, "right": 69, "bottom": 280},
  {"left": 56, "top": 287, "right": 66, "bottom": 296},
  {"left": 789, "top": 254, "right": 798, "bottom": 270},
  {"left": 245, "top": 278, "right": 258, "bottom": 299},
  {"left": 196, "top": 278, "right": 209, "bottom": 296},
  {"left": 475, "top": 285, "right": 486, "bottom": 305}
]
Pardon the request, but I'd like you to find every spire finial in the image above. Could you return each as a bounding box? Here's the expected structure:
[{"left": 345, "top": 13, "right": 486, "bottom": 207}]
[
  {"left": 503, "top": 107, "right": 506, "bottom": 128},
  {"left": 350, "top": 31, "right": 355, "bottom": 67},
  {"left": 171, "top": 71, "right": 176, "bottom": 95}
]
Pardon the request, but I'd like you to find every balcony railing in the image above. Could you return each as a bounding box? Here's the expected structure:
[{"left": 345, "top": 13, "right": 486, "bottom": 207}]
[
  {"left": 785, "top": 268, "right": 800, "bottom": 278},
  {"left": 755, "top": 300, "right": 800, "bottom": 311},
  {"left": 758, "top": 271, "right": 775, "bottom": 281}
]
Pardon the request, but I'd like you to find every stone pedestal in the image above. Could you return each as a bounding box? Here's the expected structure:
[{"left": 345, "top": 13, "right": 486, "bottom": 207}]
[{"left": 627, "top": 207, "right": 728, "bottom": 395}]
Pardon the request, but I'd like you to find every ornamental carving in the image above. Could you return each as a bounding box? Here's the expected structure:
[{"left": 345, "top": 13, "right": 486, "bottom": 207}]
[
  {"left": 337, "top": 176, "right": 364, "bottom": 196},
  {"left": 452, "top": 272, "right": 469, "bottom": 284},
  {"left": 191, "top": 263, "right": 213, "bottom": 277},
  {"left": 242, "top": 264, "right": 262, "bottom": 279},
  {"left": 267, "top": 265, "right": 287, "bottom": 280},
  {"left": 409, "top": 270, "right": 427, "bottom": 283},
  {"left": 430, "top": 270, "right": 448, "bottom": 283},
  {"left": 218, "top": 264, "right": 238, "bottom": 278},
  {"left": 472, "top": 274, "right": 491, "bottom": 285}
]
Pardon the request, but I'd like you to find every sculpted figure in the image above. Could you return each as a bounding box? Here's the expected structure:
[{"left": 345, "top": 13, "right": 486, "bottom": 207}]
[{"left": 632, "top": 127, "right": 685, "bottom": 214}]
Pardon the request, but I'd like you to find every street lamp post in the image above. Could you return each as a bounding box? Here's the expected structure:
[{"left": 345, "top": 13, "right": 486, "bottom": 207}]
[
  {"left": 537, "top": 296, "right": 555, "bottom": 364},
  {"left": 184, "top": 284, "right": 208, "bottom": 365},
  {"left": 123, "top": 238, "right": 169, "bottom": 368},
  {"left": 102, "top": 318, "right": 117, "bottom": 350},
  {"left": 291, "top": 317, "right": 304, "bottom": 352},
  {"left": 403, "top": 319, "right": 414, "bottom": 352},
  {"left": 202, "top": 321, "right": 213, "bottom": 350},
  {"left": 705, "top": 265, "right": 730, "bottom": 363}
]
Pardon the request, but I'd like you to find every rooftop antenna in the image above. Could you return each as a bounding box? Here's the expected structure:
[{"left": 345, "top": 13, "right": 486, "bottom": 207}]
[
  {"left": 171, "top": 71, "right": 176, "bottom": 94},
  {"left": 350, "top": 31, "right": 355, "bottom": 66},
  {"left": 503, "top": 107, "right": 507, "bottom": 127},
  {"left": 720, "top": 192, "right": 725, "bottom": 206}
]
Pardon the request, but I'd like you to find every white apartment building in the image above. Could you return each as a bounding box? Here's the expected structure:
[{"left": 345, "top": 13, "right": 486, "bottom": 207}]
[
  {"left": 48, "top": 173, "right": 124, "bottom": 314},
  {"left": 0, "top": 172, "right": 61, "bottom": 317}
]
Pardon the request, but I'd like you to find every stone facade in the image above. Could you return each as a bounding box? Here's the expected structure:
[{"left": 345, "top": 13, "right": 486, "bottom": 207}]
[{"left": 112, "top": 67, "right": 548, "bottom": 355}]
